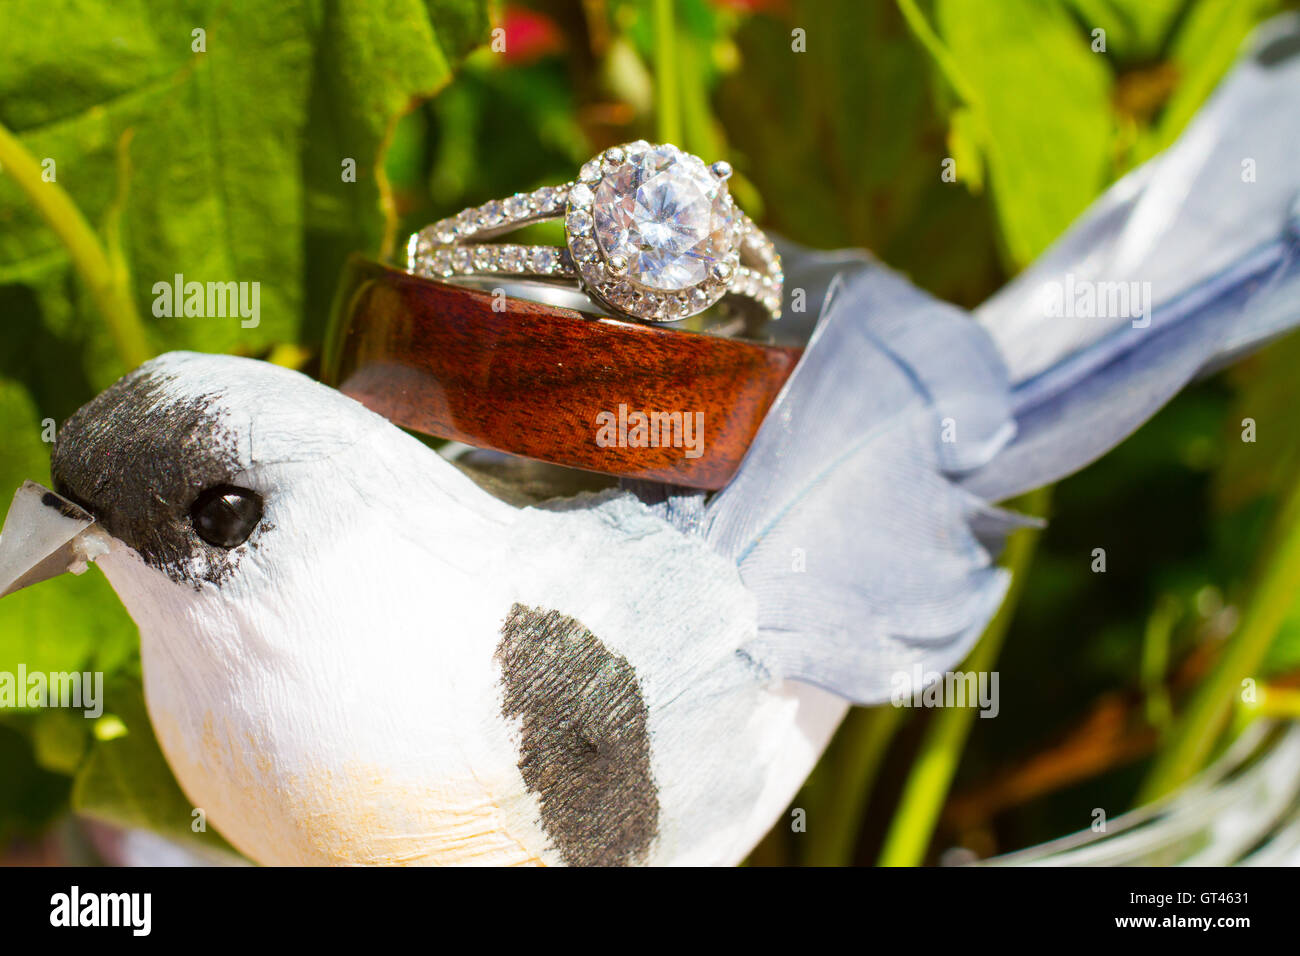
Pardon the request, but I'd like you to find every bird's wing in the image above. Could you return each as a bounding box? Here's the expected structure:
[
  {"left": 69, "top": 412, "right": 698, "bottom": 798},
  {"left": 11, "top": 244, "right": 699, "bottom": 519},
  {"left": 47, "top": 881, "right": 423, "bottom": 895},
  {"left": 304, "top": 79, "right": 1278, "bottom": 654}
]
[
  {"left": 964, "top": 13, "right": 1300, "bottom": 502},
  {"left": 701, "top": 253, "right": 1023, "bottom": 705},
  {"left": 699, "top": 14, "right": 1300, "bottom": 706}
]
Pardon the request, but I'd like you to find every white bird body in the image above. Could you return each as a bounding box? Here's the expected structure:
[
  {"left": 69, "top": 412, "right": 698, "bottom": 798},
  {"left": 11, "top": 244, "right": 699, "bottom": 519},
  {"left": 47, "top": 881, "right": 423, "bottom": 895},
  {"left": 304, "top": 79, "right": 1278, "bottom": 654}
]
[{"left": 68, "top": 353, "right": 844, "bottom": 866}]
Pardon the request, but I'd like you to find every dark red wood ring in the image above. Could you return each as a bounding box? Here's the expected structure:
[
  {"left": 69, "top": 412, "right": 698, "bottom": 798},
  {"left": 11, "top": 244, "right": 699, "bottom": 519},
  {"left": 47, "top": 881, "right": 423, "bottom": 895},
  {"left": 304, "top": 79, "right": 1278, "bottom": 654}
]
[{"left": 322, "top": 256, "right": 803, "bottom": 490}]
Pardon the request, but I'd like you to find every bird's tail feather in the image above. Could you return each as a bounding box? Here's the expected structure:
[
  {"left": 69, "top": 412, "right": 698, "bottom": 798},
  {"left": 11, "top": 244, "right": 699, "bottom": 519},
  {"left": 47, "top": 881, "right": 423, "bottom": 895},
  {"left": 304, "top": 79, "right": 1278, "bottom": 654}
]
[
  {"left": 696, "top": 14, "right": 1300, "bottom": 704},
  {"left": 702, "top": 255, "right": 1023, "bottom": 704},
  {"left": 965, "top": 13, "right": 1300, "bottom": 501}
]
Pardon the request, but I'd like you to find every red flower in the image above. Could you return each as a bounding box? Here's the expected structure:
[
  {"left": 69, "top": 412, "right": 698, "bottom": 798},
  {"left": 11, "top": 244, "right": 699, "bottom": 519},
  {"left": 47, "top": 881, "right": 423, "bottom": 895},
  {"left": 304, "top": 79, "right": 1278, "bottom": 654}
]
[{"left": 497, "top": 6, "right": 564, "bottom": 64}]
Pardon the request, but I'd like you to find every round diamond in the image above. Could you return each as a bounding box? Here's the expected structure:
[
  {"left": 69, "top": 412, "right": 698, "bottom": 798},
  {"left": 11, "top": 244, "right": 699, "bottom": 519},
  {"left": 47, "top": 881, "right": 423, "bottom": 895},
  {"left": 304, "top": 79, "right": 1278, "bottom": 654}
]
[
  {"left": 503, "top": 193, "right": 531, "bottom": 219},
  {"left": 530, "top": 186, "right": 557, "bottom": 212},
  {"left": 592, "top": 143, "right": 735, "bottom": 292},
  {"left": 531, "top": 247, "right": 557, "bottom": 274},
  {"left": 569, "top": 183, "right": 593, "bottom": 207},
  {"left": 500, "top": 245, "right": 524, "bottom": 272}
]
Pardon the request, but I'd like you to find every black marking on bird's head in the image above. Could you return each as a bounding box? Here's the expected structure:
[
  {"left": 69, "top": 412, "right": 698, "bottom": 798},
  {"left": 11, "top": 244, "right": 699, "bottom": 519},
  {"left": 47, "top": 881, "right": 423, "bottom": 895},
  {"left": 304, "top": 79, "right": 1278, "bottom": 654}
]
[
  {"left": 496, "top": 603, "right": 659, "bottom": 866},
  {"left": 51, "top": 363, "right": 253, "bottom": 588}
]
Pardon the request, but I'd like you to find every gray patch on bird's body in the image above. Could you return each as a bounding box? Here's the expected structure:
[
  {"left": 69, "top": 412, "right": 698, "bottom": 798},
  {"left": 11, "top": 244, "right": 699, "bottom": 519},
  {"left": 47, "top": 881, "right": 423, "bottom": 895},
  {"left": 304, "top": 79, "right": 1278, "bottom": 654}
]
[
  {"left": 51, "top": 365, "right": 247, "bottom": 587},
  {"left": 496, "top": 603, "right": 659, "bottom": 866}
]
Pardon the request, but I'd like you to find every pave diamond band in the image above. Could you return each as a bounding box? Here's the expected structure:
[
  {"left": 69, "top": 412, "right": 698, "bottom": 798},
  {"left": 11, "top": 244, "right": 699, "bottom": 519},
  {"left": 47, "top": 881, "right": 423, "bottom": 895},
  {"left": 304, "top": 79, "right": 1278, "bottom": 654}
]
[
  {"left": 411, "top": 242, "right": 579, "bottom": 280},
  {"left": 406, "top": 141, "right": 783, "bottom": 324}
]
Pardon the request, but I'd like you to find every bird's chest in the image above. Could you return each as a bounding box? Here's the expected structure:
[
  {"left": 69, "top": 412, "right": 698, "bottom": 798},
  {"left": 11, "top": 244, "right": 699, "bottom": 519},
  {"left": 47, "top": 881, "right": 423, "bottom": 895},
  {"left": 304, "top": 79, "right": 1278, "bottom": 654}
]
[{"left": 140, "top": 626, "right": 559, "bottom": 865}]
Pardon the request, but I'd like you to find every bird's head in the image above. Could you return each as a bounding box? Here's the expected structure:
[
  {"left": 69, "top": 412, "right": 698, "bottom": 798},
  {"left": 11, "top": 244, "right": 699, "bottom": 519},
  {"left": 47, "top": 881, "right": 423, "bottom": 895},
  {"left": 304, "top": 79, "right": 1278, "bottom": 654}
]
[
  {"left": 0, "top": 350, "right": 494, "bottom": 634},
  {"left": 0, "top": 353, "right": 568, "bottom": 864}
]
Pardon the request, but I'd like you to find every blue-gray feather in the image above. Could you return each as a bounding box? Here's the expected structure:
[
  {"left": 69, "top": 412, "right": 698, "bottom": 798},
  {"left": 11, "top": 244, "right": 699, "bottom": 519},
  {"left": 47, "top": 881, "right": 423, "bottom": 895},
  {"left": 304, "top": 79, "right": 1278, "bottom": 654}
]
[
  {"left": 965, "top": 14, "right": 1300, "bottom": 500},
  {"left": 693, "top": 15, "right": 1300, "bottom": 705},
  {"left": 701, "top": 259, "right": 1021, "bottom": 702}
]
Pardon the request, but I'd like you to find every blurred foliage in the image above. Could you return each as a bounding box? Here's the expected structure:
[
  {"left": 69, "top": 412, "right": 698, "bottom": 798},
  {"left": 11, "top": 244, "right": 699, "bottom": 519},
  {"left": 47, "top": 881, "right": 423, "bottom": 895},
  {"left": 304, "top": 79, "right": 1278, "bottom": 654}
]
[
  {"left": 70, "top": 676, "right": 239, "bottom": 856},
  {"left": 0, "top": 0, "right": 1297, "bottom": 863},
  {"left": 0, "top": 0, "right": 488, "bottom": 852}
]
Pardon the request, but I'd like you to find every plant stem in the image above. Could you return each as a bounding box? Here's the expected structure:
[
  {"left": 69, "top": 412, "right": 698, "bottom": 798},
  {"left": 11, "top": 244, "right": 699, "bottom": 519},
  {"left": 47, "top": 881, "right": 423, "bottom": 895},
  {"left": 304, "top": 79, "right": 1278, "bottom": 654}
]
[
  {"left": 877, "top": 485, "right": 1052, "bottom": 866},
  {"left": 653, "top": 0, "right": 682, "bottom": 145},
  {"left": 1252, "top": 684, "right": 1300, "bottom": 720},
  {"left": 1140, "top": 595, "right": 1180, "bottom": 730},
  {"left": 0, "top": 120, "right": 150, "bottom": 369},
  {"left": 1140, "top": 474, "right": 1300, "bottom": 802},
  {"left": 801, "top": 704, "right": 905, "bottom": 866}
]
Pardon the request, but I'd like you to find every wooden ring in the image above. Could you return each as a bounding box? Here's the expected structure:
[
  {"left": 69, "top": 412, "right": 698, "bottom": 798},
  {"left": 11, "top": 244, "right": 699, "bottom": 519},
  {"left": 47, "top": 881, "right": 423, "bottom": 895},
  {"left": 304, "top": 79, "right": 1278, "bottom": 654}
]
[{"left": 323, "top": 257, "right": 803, "bottom": 490}]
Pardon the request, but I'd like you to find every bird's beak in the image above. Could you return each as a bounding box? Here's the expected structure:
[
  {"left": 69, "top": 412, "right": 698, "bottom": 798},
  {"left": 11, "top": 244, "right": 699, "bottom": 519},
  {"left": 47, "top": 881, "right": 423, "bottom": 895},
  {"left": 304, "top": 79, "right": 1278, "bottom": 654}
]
[{"left": 0, "top": 481, "right": 112, "bottom": 599}]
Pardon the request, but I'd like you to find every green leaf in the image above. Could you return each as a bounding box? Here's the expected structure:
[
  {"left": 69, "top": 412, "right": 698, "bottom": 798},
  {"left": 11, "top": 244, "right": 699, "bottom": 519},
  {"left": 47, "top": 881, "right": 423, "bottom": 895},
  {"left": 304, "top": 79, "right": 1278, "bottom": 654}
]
[
  {"left": 0, "top": 1, "right": 316, "bottom": 364},
  {"left": 946, "top": 105, "right": 984, "bottom": 193},
  {"left": 0, "top": 0, "right": 490, "bottom": 363},
  {"left": 1146, "top": 0, "right": 1278, "bottom": 159},
  {"left": 1062, "top": 0, "right": 1188, "bottom": 60},
  {"left": 301, "top": 0, "right": 489, "bottom": 337},
  {"left": 717, "top": 0, "right": 1005, "bottom": 305},
  {"left": 932, "top": 0, "right": 1115, "bottom": 269},
  {"left": 0, "top": 0, "right": 488, "bottom": 850}
]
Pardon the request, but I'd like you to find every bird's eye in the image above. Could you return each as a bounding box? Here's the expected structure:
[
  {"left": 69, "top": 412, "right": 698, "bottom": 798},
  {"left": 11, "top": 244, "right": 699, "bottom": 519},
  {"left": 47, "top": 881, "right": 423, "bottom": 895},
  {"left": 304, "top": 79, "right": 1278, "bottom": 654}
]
[{"left": 190, "top": 485, "right": 263, "bottom": 548}]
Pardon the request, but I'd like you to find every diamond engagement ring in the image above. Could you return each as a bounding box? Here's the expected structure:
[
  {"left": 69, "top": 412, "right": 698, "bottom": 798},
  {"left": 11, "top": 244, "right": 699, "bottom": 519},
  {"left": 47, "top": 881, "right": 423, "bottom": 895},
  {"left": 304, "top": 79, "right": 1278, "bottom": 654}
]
[{"left": 406, "top": 141, "right": 783, "bottom": 324}]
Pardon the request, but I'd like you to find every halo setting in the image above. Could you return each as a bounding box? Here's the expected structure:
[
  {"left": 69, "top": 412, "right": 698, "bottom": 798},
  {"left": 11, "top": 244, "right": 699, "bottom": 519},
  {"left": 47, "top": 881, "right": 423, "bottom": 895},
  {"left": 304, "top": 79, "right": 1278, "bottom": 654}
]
[{"left": 567, "top": 142, "right": 742, "bottom": 321}]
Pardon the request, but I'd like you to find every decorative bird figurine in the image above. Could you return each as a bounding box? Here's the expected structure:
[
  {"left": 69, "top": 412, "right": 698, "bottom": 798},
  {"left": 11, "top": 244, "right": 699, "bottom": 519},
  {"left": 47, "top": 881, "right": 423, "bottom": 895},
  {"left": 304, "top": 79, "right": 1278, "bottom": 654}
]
[
  {"left": 0, "top": 13, "right": 1297, "bottom": 866},
  {"left": 23, "top": 348, "right": 848, "bottom": 866}
]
